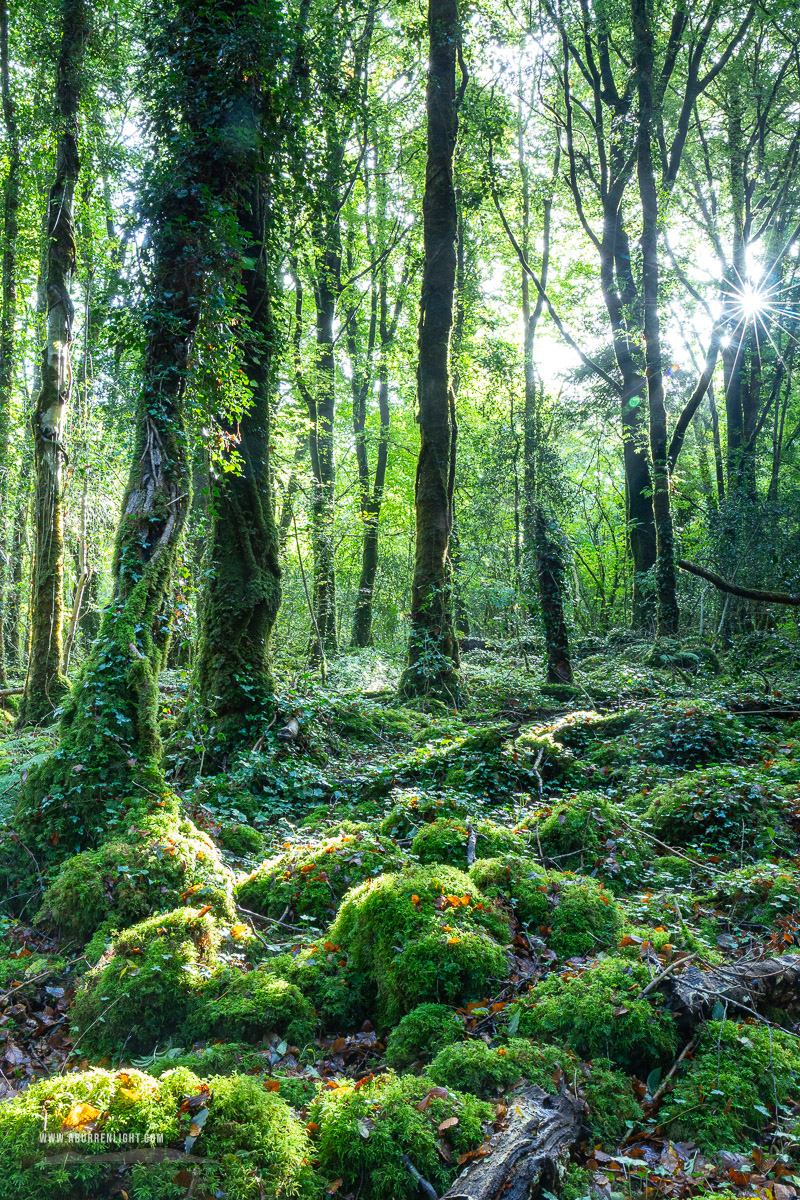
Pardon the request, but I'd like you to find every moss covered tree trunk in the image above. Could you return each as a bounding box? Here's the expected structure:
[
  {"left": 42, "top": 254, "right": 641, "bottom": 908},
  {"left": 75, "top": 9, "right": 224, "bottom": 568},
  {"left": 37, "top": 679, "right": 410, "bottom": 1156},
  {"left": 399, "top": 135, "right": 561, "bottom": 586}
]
[
  {"left": 195, "top": 186, "right": 282, "bottom": 744},
  {"left": 0, "top": 0, "right": 19, "bottom": 688},
  {"left": 535, "top": 506, "right": 573, "bottom": 685},
  {"left": 18, "top": 0, "right": 87, "bottom": 725},
  {"left": 633, "top": 0, "right": 679, "bottom": 637},
  {"left": 18, "top": 0, "right": 273, "bottom": 854},
  {"left": 399, "top": 0, "right": 460, "bottom": 703}
]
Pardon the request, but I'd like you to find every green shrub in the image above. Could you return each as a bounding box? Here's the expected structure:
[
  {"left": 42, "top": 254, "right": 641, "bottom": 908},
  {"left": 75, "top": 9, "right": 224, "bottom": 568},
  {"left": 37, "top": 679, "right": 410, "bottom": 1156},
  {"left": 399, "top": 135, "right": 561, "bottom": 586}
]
[
  {"left": 514, "top": 956, "right": 679, "bottom": 1073},
  {"left": 309, "top": 1072, "right": 492, "bottom": 1199},
  {"left": 411, "top": 817, "right": 518, "bottom": 866},
  {"left": 327, "top": 865, "right": 510, "bottom": 1023},
  {"left": 35, "top": 812, "right": 234, "bottom": 942},
  {"left": 237, "top": 830, "right": 407, "bottom": 923},
  {"left": 0, "top": 1066, "right": 314, "bottom": 1200},
  {"left": 385, "top": 1003, "right": 463, "bottom": 1069},
  {"left": 641, "top": 765, "right": 793, "bottom": 860},
  {"left": 661, "top": 1021, "right": 800, "bottom": 1151}
]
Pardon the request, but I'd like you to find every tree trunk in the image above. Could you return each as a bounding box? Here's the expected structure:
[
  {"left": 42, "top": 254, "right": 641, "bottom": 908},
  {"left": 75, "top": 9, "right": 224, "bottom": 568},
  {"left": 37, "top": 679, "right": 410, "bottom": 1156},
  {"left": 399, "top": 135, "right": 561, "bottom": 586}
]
[
  {"left": 399, "top": 0, "right": 460, "bottom": 704},
  {"left": 0, "top": 0, "right": 20, "bottom": 688},
  {"left": 195, "top": 185, "right": 282, "bottom": 746},
  {"left": 633, "top": 0, "right": 679, "bottom": 637},
  {"left": 18, "top": 0, "right": 88, "bottom": 725},
  {"left": 535, "top": 506, "right": 573, "bottom": 684},
  {"left": 17, "top": 0, "right": 271, "bottom": 854},
  {"left": 309, "top": 241, "right": 340, "bottom": 661}
]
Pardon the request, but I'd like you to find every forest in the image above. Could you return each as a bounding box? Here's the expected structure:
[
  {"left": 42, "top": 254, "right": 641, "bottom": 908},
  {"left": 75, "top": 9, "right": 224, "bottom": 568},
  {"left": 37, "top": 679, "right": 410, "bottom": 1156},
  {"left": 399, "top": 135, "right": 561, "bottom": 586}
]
[{"left": 0, "top": 0, "right": 799, "bottom": 1196}]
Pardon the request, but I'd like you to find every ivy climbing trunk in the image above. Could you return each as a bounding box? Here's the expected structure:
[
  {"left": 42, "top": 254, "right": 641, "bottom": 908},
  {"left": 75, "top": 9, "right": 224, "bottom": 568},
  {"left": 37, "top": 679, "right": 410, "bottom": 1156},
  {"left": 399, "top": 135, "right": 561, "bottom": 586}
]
[
  {"left": 18, "top": 0, "right": 87, "bottom": 725},
  {"left": 195, "top": 186, "right": 282, "bottom": 745},
  {"left": 0, "top": 0, "right": 20, "bottom": 687},
  {"left": 399, "top": 0, "right": 460, "bottom": 703},
  {"left": 633, "top": 0, "right": 679, "bottom": 637},
  {"left": 17, "top": 0, "right": 274, "bottom": 855}
]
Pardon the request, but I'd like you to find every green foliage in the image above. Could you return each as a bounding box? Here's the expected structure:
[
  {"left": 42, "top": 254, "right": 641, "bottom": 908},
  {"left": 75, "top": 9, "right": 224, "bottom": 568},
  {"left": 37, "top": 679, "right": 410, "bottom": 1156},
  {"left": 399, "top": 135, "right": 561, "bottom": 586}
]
[
  {"left": 378, "top": 788, "right": 469, "bottom": 838},
  {"left": 411, "top": 817, "right": 517, "bottom": 866},
  {"left": 513, "top": 956, "right": 679, "bottom": 1073},
  {"left": 35, "top": 811, "right": 234, "bottom": 942},
  {"left": 641, "top": 765, "right": 794, "bottom": 860},
  {"left": 703, "top": 862, "right": 800, "bottom": 926},
  {"left": 237, "top": 829, "right": 406, "bottom": 923},
  {"left": 327, "top": 864, "right": 510, "bottom": 1023},
  {"left": 661, "top": 1021, "right": 800, "bottom": 1151},
  {"left": 309, "top": 1072, "right": 492, "bottom": 1200},
  {"left": 0, "top": 1066, "right": 315, "bottom": 1200},
  {"left": 533, "top": 792, "right": 645, "bottom": 889},
  {"left": 217, "top": 822, "right": 267, "bottom": 859},
  {"left": 385, "top": 1003, "right": 463, "bottom": 1070},
  {"left": 428, "top": 1037, "right": 551, "bottom": 1097},
  {"left": 190, "top": 965, "right": 316, "bottom": 1047}
]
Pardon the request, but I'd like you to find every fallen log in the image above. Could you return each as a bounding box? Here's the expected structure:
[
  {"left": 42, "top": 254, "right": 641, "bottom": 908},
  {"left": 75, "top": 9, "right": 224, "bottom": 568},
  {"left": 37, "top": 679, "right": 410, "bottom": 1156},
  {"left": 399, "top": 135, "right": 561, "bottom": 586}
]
[
  {"left": 439, "top": 1086, "right": 583, "bottom": 1200},
  {"left": 661, "top": 954, "right": 800, "bottom": 1028},
  {"left": 276, "top": 716, "right": 300, "bottom": 742}
]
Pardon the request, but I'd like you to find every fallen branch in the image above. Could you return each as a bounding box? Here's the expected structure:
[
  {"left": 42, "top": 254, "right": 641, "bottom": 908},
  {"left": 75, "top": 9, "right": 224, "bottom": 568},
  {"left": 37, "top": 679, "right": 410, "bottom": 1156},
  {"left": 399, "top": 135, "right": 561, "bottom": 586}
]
[
  {"left": 0, "top": 687, "right": 24, "bottom": 699},
  {"left": 466, "top": 821, "right": 477, "bottom": 867},
  {"left": 661, "top": 954, "right": 800, "bottom": 1029},
  {"left": 403, "top": 1154, "right": 438, "bottom": 1200},
  {"left": 277, "top": 716, "right": 300, "bottom": 743},
  {"left": 677, "top": 560, "right": 800, "bottom": 606},
  {"left": 439, "top": 1085, "right": 583, "bottom": 1200}
]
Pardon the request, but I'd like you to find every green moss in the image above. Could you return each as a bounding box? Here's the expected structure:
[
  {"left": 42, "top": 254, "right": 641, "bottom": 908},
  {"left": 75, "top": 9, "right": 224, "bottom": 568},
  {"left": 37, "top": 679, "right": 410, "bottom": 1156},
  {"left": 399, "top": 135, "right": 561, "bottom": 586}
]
[
  {"left": 641, "top": 765, "right": 794, "bottom": 860},
  {"left": 411, "top": 817, "right": 518, "bottom": 866},
  {"left": 327, "top": 864, "right": 510, "bottom": 1023},
  {"left": 0, "top": 1066, "right": 315, "bottom": 1200},
  {"left": 702, "top": 862, "right": 800, "bottom": 926},
  {"left": 650, "top": 855, "right": 698, "bottom": 885},
  {"left": 70, "top": 907, "right": 221, "bottom": 1056},
  {"left": 577, "top": 1057, "right": 642, "bottom": 1143},
  {"left": 469, "top": 858, "right": 623, "bottom": 957},
  {"left": 378, "top": 788, "right": 469, "bottom": 839},
  {"left": 309, "top": 1072, "right": 492, "bottom": 1200},
  {"left": 534, "top": 792, "right": 644, "bottom": 889},
  {"left": 385, "top": 1003, "right": 463, "bottom": 1070},
  {"left": 218, "top": 823, "right": 267, "bottom": 858},
  {"left": 660, "top": 1021, "right": 800, "bottom": 1151},
  {"left": 35, "top": 812, "right": 234, "bottom": 942},
  {"left": 428, "top": 1037, "right": 553, "bottom": 1097},
  {"left": 514, "top": 956, "right": 679, "bottom": 1073},
  {"left": 190, "top": 965, "right": 316, "bottom": 1046},
  {"left": 237, "top": 830, "right": 407, "bottom": 923}
]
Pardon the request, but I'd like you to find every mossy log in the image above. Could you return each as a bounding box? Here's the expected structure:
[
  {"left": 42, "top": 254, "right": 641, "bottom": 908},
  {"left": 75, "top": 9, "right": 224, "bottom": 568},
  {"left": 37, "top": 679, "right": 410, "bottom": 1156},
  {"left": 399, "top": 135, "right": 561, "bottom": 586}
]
[
  {"left": 662, "top": 954, "right": 800, "bottom": 1027},
  {"left": 439, "top": 1085, "right": 583, "bottom": 1200}
]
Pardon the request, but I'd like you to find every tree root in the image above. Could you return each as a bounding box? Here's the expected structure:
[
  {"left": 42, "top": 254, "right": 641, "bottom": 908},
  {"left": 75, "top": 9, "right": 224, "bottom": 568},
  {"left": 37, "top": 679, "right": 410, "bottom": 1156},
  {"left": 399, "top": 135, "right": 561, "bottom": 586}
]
[
  {"left": 439, "top": 1086, "right": 583, "bottom": 1200},
  {"left": 661, "top": 954, "right": 800, "bottom": 1028}
]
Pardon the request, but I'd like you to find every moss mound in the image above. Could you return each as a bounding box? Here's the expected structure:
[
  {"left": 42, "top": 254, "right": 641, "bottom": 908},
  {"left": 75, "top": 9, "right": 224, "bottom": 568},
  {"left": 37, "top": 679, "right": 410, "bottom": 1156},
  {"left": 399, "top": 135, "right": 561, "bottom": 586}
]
[
  {"left": 309, "top": 1072, "right": 493, "bottom": 1200},
  {"left": 469, "top": 857, "right": 623, "bottom": 957},
  {"left": 70, "top": 907, "right": 222, "bottom": 1055},
  {"left": 411, "top": 817, "right": 518, "bottom": 866},
  {"left": 237, "top": 829, "right": 407, "bottom": 923},
  {"left": 217, "top": 822, "right": 268, "bottom": 858},
  {"left": 533, "top": 792, "right": 644, "bottom": 888},
  {"left": 514, "top": 956, "right": 679, "bottom": 1073},
  {"left": 35, "top": 812, "right": 234, "bottom": 942},
  {"left": 378, "top": 788, "right": 469, "bottom": 839},
  {"left": 428, "top": 1037, "right": 548, "bottom": 1097},
  {"left": 190, "top": 964, "right": 316, "bottom": 1046},
  {"left": 385, "top": 1003, "right": 463, "bottom": 1070},
  {"left": 0, "top": 1066, "right": 314, "bottom": 1200},
  {"left": 703, "top": 861, "right": 800, "bottom": 926},
  {"left": 661, "top": 1020, "right": 800, "bottom": 1151},
  {"left": 327, "top": 864, "right": 510, "bottom": 1023},
  {"left": 641, "top": 765, "right": 794, "bottom": 860}
]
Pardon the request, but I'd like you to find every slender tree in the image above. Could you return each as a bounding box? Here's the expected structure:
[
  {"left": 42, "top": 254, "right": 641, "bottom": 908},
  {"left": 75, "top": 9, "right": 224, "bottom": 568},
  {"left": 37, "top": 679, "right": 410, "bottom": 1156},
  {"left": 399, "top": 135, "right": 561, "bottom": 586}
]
[{"left": 399, "top": 0, "right": 461, "bottom": 702}]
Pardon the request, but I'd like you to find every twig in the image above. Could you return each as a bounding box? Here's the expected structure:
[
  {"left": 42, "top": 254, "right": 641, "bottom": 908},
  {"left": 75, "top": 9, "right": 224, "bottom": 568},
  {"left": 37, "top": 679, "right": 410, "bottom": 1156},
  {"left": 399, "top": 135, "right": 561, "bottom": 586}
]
[
  {"left": 638, "top": 953, "right": 696, "bottom": 999},
  {"left": 401, "top": 1154, "right": 438, "bottom": 1200},
  {"left": 236, "top": 904, "right": 304, "bottom": 932},
  {"left": 466, "top": 820, "right": 477, "bottom": 867}
]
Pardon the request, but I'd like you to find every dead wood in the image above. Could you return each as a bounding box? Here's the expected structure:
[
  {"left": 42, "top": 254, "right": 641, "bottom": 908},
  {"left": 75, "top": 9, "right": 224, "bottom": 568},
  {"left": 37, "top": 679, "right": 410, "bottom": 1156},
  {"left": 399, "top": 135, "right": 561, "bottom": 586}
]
[
  {"left": 439, "top": 1085, "right": 583, "bottom": 1200},
  {"left": 661, "top": 954, "right": 800, "bottom": 1027},
  {"left": 277, "top": 716, "right": 300, "bottom": 742},
  {"left": 677, "top": 560, "right": 800, "bottom": 605}
]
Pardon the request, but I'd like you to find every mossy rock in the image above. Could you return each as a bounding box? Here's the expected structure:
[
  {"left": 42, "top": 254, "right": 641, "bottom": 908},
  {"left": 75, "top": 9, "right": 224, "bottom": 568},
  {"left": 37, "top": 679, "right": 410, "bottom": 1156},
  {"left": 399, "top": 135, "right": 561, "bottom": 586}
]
[
  {"left": 469, "top": 857, "right": 623, "bottom": 957},
  {"left": 533, "top": 792, "right": 645, "bottom": 889},
  {"left": 70, "top": 907, "right": 222, "bottom": 1056},
  {"left": 428, "top": 1037, "right": 552, "bottom": 1097},
  {"left": 217, "top": 822, "right": 267, "bottom": 858},
  {"left": 385, "top": 1003, "right": 463, "bottom": 1070},
  {"left": 190, "top": 965, "right": 316, "bottom": 1047},
  {"left": 649, "top": 855, "right": 698, "bottom": 886},
  {"left": 309, "top": 1071, "right": 493, "bottom": 1199},
  {"left": 0, "top": 1066, "right": 314, "bottom": 1200},
  {"left": 326, "top": 864, "right": 510, "bottom": 1023},
  {"left": 513, "top": 956, "right": 679, "bottom": 1073},
  {"left": 660, "top": 1020, "right": 800, "bottom": 1151},
  {"left": 636, "top": 700, "right": 757, "bottom": 768},
  {"left": 640, "top": 764, "right": 795, "bottom": 860},
  {"left": 280, "top": 945, "right": 372, "bottom": 1031},
  {"left": 237, "top": 829, "right": 407, "bottom": 923},
  {"left": 378, "top": 788, "right": 469, "bottom": 839},
  {"left": 35, "top": 812, "right": 234, "bottom": 943},
  {"left": 411, "top": 817, "right": 518, "bottom": 866},
  {"left": 379, "top": 726, "right": 525, "bottom": 801}
]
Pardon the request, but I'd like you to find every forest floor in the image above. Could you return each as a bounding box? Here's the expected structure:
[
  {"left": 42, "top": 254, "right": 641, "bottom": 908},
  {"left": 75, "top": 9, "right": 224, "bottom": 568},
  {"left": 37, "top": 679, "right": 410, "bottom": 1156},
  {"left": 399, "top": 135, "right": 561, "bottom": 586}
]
[{"left": 0, "top": 630, "right": 799, "bottom": 1199}]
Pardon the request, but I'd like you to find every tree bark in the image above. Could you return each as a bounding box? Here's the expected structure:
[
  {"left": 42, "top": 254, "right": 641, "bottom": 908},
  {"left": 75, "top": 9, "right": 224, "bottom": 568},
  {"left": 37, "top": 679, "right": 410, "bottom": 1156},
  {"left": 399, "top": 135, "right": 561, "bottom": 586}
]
[
  {"left": 18, "top": 0, "right": 88, "bottom": 725},
  {"left": 400, "top": 0, "right": 461, "bottom": 704},
  {"left": 535, "top": 507, "right": 573, "bottom": 684},
  {"left": 0, "top": 0, "right": 20, "bottom": 688}
]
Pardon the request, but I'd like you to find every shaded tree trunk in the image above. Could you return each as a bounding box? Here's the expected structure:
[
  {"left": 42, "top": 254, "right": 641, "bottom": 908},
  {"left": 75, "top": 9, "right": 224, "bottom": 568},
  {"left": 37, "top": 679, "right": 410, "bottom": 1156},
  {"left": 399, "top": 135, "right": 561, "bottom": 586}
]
[
  {"left": 535, "top": 506, "right": 573, "bottom": 684},
  {"left": 399, "top": 0, "right": 460, "bottom": 703},
  {"left": 18, "top": 0, "right": 87, "bottom": 725},
  {"left": 0, "top": 0, "right": 20, "bottom": 687}
]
